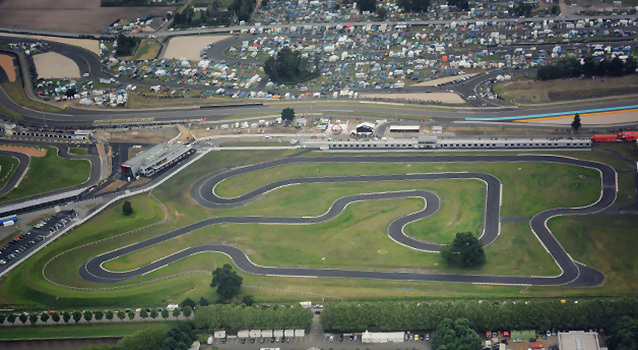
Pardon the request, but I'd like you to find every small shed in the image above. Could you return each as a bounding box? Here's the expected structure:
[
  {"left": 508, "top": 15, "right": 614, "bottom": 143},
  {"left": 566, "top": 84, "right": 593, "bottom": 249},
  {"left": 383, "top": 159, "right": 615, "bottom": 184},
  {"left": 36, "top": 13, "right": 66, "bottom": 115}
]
[
  {"left": 261, "top": 330, "right": 273, "bottom": 338},
  {"left": 237, "top": 330, "right": 249, "bottom": 338},
  {"left": 295, "top": 329, "right": 305, "bottom": 337},
  {"left": 361, "top": 331, "right": 405, "bottom": 344},
  {"left": 284, "top": 330, "right": 294, "bottom": 337},
  {"left": 249, "top": 330, "right": 260, "bottom": 338},
  {"left": 273, "top": 330, "right": 284, "bottom": 337},
  {"left": 214, "top": 330, "right": 226, "bottom": 339}
]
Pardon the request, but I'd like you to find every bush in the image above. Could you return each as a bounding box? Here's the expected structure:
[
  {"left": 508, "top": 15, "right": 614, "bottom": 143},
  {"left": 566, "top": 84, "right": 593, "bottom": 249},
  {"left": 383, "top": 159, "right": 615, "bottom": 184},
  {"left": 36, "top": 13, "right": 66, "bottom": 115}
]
[{"left": 440, "top": 232, "right": 485, "bottom": 268}]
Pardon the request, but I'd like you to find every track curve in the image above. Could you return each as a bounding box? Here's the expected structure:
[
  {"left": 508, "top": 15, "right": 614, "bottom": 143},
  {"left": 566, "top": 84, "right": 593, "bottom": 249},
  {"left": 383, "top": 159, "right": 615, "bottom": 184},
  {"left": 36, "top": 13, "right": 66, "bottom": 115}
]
[{"left": 80, "top": 154, "right": 614, "bottom": 286}]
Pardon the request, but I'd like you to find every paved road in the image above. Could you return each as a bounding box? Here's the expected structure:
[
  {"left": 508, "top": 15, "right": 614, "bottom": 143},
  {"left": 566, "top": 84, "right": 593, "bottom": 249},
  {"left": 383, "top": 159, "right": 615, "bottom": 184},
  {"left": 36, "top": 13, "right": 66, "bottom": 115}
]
[
  {"left": 80, "top": 154, "right": 614, "bottom": 287},
  {"left": 0, "top": 151, "right": 30, "bottom": 196}
]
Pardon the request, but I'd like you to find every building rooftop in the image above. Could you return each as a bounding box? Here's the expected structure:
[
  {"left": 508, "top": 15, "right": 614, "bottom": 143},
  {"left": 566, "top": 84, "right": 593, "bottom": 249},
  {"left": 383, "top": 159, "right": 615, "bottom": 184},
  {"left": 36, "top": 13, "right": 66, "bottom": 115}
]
[{"left": 558, "top": 331, "right": 601, "bottom": 350}]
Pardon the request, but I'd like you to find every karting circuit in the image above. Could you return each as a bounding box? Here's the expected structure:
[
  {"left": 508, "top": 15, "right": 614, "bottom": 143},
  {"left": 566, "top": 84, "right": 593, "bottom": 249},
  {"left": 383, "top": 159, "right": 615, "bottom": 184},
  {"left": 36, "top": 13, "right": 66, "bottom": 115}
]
[{"left": 79, "top": 154, "right": 616, "bottom": 288}]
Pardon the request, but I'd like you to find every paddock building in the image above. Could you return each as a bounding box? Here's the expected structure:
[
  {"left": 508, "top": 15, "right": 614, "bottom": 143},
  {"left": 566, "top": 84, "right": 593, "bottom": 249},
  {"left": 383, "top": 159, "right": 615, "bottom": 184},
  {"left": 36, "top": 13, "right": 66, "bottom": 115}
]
[{"left": 120, "top": 142, "right": 195, "bottom": 178}]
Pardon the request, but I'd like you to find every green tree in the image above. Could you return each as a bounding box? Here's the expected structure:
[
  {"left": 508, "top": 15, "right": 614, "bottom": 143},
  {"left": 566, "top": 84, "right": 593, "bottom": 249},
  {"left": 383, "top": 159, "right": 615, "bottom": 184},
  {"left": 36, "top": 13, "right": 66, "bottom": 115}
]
[
  {"left": 183, "top": 306, "right": 193, "bottom": 318},
  {"left": 358, "top": 0, "right": 377, "bottom": 12},
  {"left": 281, "top": 108, "right": 295, "bottom": 123},
  {"left": 7, "top": 313, "right": 16, "bottom": 324},
  {"left": 606, "top": 316, "right": 638, "bottom": 350},
  {"left": 397, "top": 0, "right": 430, "bottom": 12},
  {"left": 114, "top": 324, "right": 170, "bottom": 350},
  {"left": 211, "top": 264, "right": 243, "bottom": 300},
  {"left": 0, "top": 313, "right": 6, "bottom": 324},
  {"left": 128, "top": 310, "right": 136, "bottom": 320},
  {"left": 95, "top": 310, "right": 104, "bottom": 321},
  {"left": 172, "top": 308, "right": 181, "bottom": 319},
  {"left": 151, "top": 309, "right": 159, "bottom": 319},
  {"left": 51, "top": 311, "right": 61, "bottom": 323},
  {"left": 140, "top": 309, "right": 148, "bottom": 320},
  {"left": 123, "top": 200, "right": 133, "bottom": 216},
  {"left": 440, "top": 232, "right": 486, "bottom": 268},
  {"left": 242, "top": 294, "right": 255, "bottom": 306},
  {"left": 40, "top": 312, "right": 50, "bottom": 324},
  {"left": 84, "top": 310, "right": 93, "bottom": 323},
  {"left": 117, "top": 310, "right": 126, "bottom": 322},
  {"left": 199, "top": 297, "right": 210, "bottom": 306},
  {"left": 162, "top": 309, "right": 170, "bottom": 319},
  {"left": 29, "top": 313, "right": 38, "bottom": 325},
  {"left": 19, "top": 313, "right": 28, "bottom": 324},
  {"left": 263, "top": 47, "right": 316, "bottom": 84},
  {"left": 181, "top": 297, "right": 197, "bottom": 309},
  {"left": 432, "top": 318, "right": 482, "bottom": 350},
  {"left": 63, "top": 311, "right": 71, "bottom": 323},
  {"left": 376, "top": 6, "right": 387, "bottom": 20},
  {"left": 571, "top": 114, "right": 582, "bottom": 131},
  {"left": 72, "top": 311, "right": 82, "bottom": 324}
]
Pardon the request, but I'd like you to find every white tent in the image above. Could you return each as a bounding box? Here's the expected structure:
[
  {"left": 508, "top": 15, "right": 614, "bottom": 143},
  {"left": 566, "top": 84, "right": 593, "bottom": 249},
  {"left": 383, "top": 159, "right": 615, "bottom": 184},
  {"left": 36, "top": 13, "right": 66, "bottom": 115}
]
[
  {"left": 294, "top": 329, "right": 305, "bottom": 337},
  {"left": 249, "top": 330, "right": 260, "bottom": 338},
  {"left": 261, "top": 330, "right": 273, "bottom": 338},
  {"left": 273, "top": 330, "right": 284, "bottom": 337},
  {"left": 361, "top": 331, "right": 405, "bottom": 344},
  {"left": 214, "top": 330, "right": 226, "bottom": 339},
  {"left": 284, "top": 330, "right": 294, "bottom": 337},
  {"left": 237, "top": 330, "right": 249, "bottom": 338}
]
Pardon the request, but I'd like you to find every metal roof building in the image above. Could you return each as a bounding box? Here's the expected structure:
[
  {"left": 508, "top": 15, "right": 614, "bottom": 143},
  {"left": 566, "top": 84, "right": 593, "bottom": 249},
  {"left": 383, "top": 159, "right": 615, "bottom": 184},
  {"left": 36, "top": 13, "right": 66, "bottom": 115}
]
[
  {"left": 120, "top": 143, "right": 194, "bottom": 178},
  {"left": 558, "top": 331, "right": 605, "bottom": 350}
]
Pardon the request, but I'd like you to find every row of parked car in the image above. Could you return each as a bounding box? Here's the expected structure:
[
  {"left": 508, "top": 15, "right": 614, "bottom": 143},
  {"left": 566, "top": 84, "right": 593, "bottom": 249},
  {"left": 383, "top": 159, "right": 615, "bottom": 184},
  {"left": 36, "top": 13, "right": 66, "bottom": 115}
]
[{"left": 0, "top": 210, "right": 77, "bottom": 268}]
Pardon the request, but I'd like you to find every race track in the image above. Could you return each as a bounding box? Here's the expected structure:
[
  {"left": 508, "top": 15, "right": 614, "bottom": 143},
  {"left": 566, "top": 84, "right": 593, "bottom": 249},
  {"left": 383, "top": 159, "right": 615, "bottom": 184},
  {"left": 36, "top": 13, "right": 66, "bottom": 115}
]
[{"left": 80, "top": 154, "right": 615, "bottom": 287}]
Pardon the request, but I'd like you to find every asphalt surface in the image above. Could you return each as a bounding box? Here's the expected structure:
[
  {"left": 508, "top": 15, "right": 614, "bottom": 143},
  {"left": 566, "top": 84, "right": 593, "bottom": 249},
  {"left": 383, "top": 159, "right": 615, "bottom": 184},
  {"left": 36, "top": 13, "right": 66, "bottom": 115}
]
[
  {"left": 80, "top": 154, "right": 615, "bottom": 287},
  {"left": 0, "top": 150, "right": 30, "bottom": 196}
]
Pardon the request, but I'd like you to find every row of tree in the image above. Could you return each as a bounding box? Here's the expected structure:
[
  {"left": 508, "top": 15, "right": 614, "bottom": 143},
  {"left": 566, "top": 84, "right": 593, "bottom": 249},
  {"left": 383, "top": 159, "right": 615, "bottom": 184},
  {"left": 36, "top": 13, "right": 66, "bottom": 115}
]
[
  {"left": 537, "top": 56, "right": 637, "bottom": 80},
  {"left": 82, "top": 321, "right": 197, "bottom": 350},
  {"left": 263, "top": 47, "right": 318, "bottom": 84},
  {"left": 320, "top": 298, "right": 638, "bottom": 332},
  {"left": 397, "top": 0, "right": 431, "bottom": 12},
  {"left": 172, "top": 5, "right": 232, "bottom": 28},
  {"left": 193, "top": 304, "right": 313, "bottom": 333},
  {"left": 432, "top": 318, "right": 482, "bottom": 350},
  {"left": 115, "top": 34, "right": 141, "bottom": 57},
  {"left": 0, "top": 307, "right": 191, "bottom": 325}
]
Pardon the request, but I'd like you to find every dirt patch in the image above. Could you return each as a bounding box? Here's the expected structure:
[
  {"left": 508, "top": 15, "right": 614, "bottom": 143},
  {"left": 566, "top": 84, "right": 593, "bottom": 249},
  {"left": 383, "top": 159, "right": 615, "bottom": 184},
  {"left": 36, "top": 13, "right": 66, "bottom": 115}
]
[
  {"left": 94, "top": 127, "right": 179, "bottom": 143},
  {"left": 377, "top": 249, "right": 388, "bottom": 254},
  {"left": 33, "top": 52, "right": 81, "bottom": 79},
  {"left": 163, "top": 35, "right": 230, "bottom": 61},
  {"left": 97, "top": 179, "right": 126, "bottom": 194},
  {"left": 0, "top": 145, "right": 46, "bottom": 157},
  {"left": 0, "top": 54, "right": 17, "bottom": 82},
  {"left": 0, "top": 0, "right": 176, "bottom": 34},
  {"left": 176, "top": 124, "right": 194, "bottom": 142},
  {"left": 361, "top": 92, "right": 465, "bottom": 104},
  {"left": 413, "top": 73, "right": 474, "bottom": 87},
  {"left": 0, "top": 33, "right": 100, "bottom": 55}
]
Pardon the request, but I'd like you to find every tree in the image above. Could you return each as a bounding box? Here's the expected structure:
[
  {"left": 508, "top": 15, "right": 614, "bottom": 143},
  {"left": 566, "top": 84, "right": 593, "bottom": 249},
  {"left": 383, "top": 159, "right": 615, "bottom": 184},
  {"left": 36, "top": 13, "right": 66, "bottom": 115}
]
[
  {"left": 123, "top": 200, "right": 133, "bottom": 216},
  {"left": 211, "top": 264, "right": 243, "bottom": 300},
  {"left": 281, "top": 108, "right": 295, "bottom": 123},
  {"left": 0, "top": 313, "right": 5, "bottom": 325},
  {"left": 199, "top": 297, "right": 210, "bottom": 307},
  {"left": 606, "top": 316, "right": 638, "bottom": 350},
  {"left": 51, "top": 311, "right": 60, "bottom": 323},
  {"left": 183, "top": 306, "right": 193, "bottom": 318},
  {"left": 105, "top": 310, "right": 114, "bottom": 321},
  {"left": 571, "top": 114, "right": 582, "bottom": 131},
  {"left": 40, "top": 312, "right": 50, "bottom": 324},
  {"left": 172, "top": 308, "right": 181, "bottom": 319},
  {"left": 63, "top": 311, "right": 71, "bottom": 323},
  {"left": 358, "top": 0, "right": 376, "bottom": 12},
  {"left": 72, "top": 310, "right": 82, "bottom": 324},
  {"left": 440, "top": 232, "right": 486, "bottom": 268},
  {"left": 114, "top": 324, "right": 170, "bottom": 350},
  {"left": 115, "top": 33, "right": 140, "bottom": 57},
  {"left": 263, "top": 47, "right": 316, "bottom": 84},
  {"left": 151, "top": 309, "right": 159, "bottom": 319},
  {"left": 117, "top": 310, "right": 126, "bottom": 322},
  {"left": 19, "top": 313, "right": 28, "bottom": 324},
  {"left": 242, "top": 295, "right": 255, "bottom": 306},
  {"left": 397, "top": 0, "right": 430, "bottom": 12},
  {"left": 376, "top": 6, "right": 387, "bottom": 20},
  {"left": 181, "top": 297, "right": 197, "bottom": 309},
  {"left": 29, "top": 313, "right": 38, "bottom": 325},
  {"left": 84, "top": 310, "right": 93, "bottom": 323},
  {"left": 7, "top": 313, "right": 16, "bottom": 324},
  {"left": 140, "top": 309, "right": 148, "bottom": 320},
  {"left": 128, "top": 310, "right": 136, "bottom": 320},
  {"left": 95, "top": 310, "right": 104, "bottom": 321},
  {"left": 432, "top": 318, "right": 482, "bottom": 350},
  {"left": 162, "top": 309, "right": 170, "bottom": 319}
]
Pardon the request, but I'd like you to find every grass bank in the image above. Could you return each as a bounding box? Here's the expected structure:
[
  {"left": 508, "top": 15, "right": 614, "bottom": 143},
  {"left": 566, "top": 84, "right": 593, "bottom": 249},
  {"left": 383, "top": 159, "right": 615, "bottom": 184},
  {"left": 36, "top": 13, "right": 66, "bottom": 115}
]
[
  {"left": 0, "top": 321, "right": 179, "bottom": 339},
  {"left": 0, "top": 146, "right": 90, "bottom": 202}
]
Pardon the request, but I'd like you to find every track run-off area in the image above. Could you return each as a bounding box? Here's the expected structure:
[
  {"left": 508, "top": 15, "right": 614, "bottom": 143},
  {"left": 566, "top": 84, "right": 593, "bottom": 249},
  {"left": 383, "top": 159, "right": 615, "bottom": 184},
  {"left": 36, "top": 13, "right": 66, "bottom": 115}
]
[{"left": 79, "top": 154, "right": 616, "bottom": 287}]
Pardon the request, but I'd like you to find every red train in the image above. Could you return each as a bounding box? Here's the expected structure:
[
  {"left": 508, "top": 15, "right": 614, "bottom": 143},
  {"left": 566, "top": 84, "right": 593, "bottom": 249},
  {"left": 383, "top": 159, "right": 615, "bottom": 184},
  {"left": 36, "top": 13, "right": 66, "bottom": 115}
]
[{"left": 590, "top": 132, "right": 638, "bottom": 142}]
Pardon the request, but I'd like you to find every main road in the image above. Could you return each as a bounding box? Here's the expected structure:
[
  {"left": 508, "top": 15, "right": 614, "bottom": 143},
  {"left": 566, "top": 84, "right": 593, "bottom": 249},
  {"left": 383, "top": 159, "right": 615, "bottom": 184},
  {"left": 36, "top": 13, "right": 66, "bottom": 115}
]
[{"left": 79, "top": 154, "right": 614, "bottom": 287}]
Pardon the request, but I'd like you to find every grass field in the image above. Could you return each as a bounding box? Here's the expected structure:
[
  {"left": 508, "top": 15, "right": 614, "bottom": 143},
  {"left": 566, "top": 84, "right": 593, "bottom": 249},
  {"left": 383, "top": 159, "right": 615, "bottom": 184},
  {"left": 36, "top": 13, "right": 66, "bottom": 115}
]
[
  {"left": 1, "top": 81, "right": 61, "bottom": 113},
  {"left": 493, "top": 75, "right": 638, "bottom": 104},
  {"left": 68, "top": 147, "right": 88, "bottom": 156},
  {"left": 0, "top": 321, "right": 178, "bottom": 339},
  {"left": 0, "top": 103, "right": 23, "bottom": 120},
  {"left": 0, "top": 148, "right": 632, "bottom": 310},
  {"left": 119, "top": 39, "right": 161, "bottom": 61},
  {"left": 0, "top": 146, "right": 90, "bottom": 202},
  {"left": 0, "top": 154, "right": 19, "bottom": 190}
]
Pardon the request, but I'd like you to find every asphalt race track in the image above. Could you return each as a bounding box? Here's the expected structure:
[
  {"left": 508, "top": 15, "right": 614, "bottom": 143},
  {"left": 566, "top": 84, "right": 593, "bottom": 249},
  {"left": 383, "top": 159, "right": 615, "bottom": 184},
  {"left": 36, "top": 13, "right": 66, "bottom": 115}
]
[
  {"left": 80, "top": 154, "right": 614, "bottom": 287},
  {"left": 0, "top": 150, "right": 29, "bottom": 196}
]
